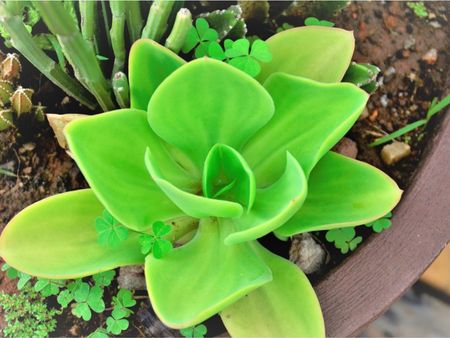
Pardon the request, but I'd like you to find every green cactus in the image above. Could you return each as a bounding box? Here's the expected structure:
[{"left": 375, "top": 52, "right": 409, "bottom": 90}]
[
  {"left": 200, "top": 5, "right": 247, "bottom": 40},
  {"left": 343, "top": 62, "right": 381, "bottom": 94},
  {"left": 0, "top": 52, "right": 45, "bottom": 131}
]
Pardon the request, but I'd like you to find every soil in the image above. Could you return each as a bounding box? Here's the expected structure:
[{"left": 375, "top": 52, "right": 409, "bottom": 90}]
[{"left": 0, "top": 1, "right": 449, "bottom": 337}]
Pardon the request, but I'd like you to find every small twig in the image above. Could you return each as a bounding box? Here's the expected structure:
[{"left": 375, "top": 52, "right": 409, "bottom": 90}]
[{"left": 134, "top": 295, "right": 149, "bottom": 300}]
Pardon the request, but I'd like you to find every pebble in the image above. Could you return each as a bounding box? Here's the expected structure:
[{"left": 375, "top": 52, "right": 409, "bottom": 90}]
[
  {"left": 369, "top": 109, "right": 379, "bottom": 122},
  {"left": 403, "top": 36, "right": 416, "bottom": 50},
  {"left": 333, "top": 137, "right": 358, "bottom": 159},
  {"left": 380, "top": 94, "right": 389, "bottom": 108},
  {"left": 117, "top": 265, "right": 146, "bottom": 290},
  {"left": 384, "top": 66, "right": 396, "bottom": 83},
  {"left": 381, "top": 141, "right": 411, "bottom": 165},
  {"left": 18, "top": 142, "right": 35, "bottom": 154},
  {"left": 422, "top": 48, "right": 438, "bottom": 65},
  {"left": 289, "top": 233, "right": 327, "bottom": 274},
  {"left": 429, "top": 21, "right": 442, "bottom": 29}
]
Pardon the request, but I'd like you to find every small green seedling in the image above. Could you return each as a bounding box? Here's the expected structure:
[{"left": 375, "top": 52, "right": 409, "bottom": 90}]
[
  {"left": 407, "top": 2, "right": 428, "bottom": 18},
  {"left": 304, "top": 17, "right": 335, "bottom": 27},
  {"left": 366, "top": 212, "right": 392, "bottom": 233},
  {"left": 72, "top": 283, "right": 105, "bottom": 321},
  {"left": 105, "top": 289, "right": 136, "bottom": 335},
  {"left": 34, "top": 279, "right": 65, "bottom": 297},
  {"left": 139, "top": 221, "right": 173, "bottom": 259},
  {"left": 93, "top": 270, "right": 116, "bottom": 287},
  {"left": 276, "top": 23, "right": 294, "bottom": 33},
  {"left": 208, "top": 38, "right": 272, "bottom": 77},
  {"left": 370, "top": 94, "right": 450, "bottom": 147},
  {"left": 95, "top": 209, "right": 129, "bottom": 246},
  {"left": 180, "top": 324, "right": 208, "bottom": 338},
  {"left": 325, "top": 227, "right": 362, "bottom": 254},
  {"left": 182, "top": 18, "right": 219, "bottom": 58}
]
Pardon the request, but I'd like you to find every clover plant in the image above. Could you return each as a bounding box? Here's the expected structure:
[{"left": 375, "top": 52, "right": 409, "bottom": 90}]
[{"left": 0, "top": 26, "right": 402, "bottom": 336}]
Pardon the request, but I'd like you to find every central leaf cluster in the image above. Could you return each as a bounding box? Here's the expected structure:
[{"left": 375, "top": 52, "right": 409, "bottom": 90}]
[{"left": 202, "top": 144, "right": 255, "bottom": 209}]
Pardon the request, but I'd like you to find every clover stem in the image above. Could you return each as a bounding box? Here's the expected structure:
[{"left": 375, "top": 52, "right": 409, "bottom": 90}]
[
  {"left": 33, "top": 0, "right": 115, "bottom": 111},
  {"left": 141, "top": 0, "right": 174, "bottom": 42},
  {"left": 0, "top": 2, "right": 96, "bottom": 110},
  {"left": 165, "top": 8, "right": 192, "bottom": 54}
]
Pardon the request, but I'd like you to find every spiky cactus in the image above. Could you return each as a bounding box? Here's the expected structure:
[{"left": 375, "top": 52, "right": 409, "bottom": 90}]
[{"left": 0, "top": 52, "right": 44, "bottom": 131}]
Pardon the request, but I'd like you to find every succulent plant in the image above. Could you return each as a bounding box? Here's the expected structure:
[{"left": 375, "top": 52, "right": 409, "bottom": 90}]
[
  {"left": 0, "top": 51, "right": 44, "bottom": 131},
  {"left": 0, "top": 27, "right": 401, "bottom": 336}
]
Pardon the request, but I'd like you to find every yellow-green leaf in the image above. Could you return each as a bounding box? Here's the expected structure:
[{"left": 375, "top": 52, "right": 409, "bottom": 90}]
[
  {"left": 257, "top": 26, "right": 354, "bottom": 84},
  {"left": 221, "top": 243, "right": 324, "bottom": 337},
  {"left": 0, "top": 190, "right": 144, "bottom": 279},
  {"left": 276, "top": 152, "right": 402, "bottom": 236},
  {"left": 145, "top": 217, "right": 272, "bottom": 329}
]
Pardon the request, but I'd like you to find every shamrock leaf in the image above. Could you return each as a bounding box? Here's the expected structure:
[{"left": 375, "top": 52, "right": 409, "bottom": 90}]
[
  {"left": 88, "top": 328, "right": 109, "bottom": 338},
  {"left": 182, "top": 18, "right": 219, "bottom": 58},
  {"left": 67, "top": 279, "right": 86, "bottom": 294},
  {"left": 153, "top": 239, "right": 173, "bottom": 259},
  {"left": 304, "top": 17, "right": 335, "bottom": 27},
  {"left": 57, "top": 289, "right": 74, "bottom": 308},
  {"left": 250, "top": 40, "right": 272, "bottom": 62},
  {"left": 366, "top": 212, "right": 393, "bottom": 233},
  {"left": 223, "top": 39, "right": 272, "bottom": 77},
  {"left": 139, "top": 234, "right": 156, "bottom": 255},
  {"left": 180, "top": 324, "right": 208, "bottom": 338},
  {"left": 17, "top": 272, "right": 32, "bottom": 290},
  {"left": 1, "top": 263, "right": 18, "bottom": 279},
  {"left": 113, "top": 289, "right": 136, "bottom": 309},
  {"left": 34, "top": 278, "right": 65, "bottom": 297},
  {"left": 106, "top": 307, "right": 130, "bottom": 335},
  {"left": 93, "top": 270, "right": 116, "bottom": 287},
  {"left": 153, "top": 221, "right": 172, "bottom": 237},
  {"left": 276, "top": 22, "right": 294, "bottom": 33},
  {"left": 72, "top": 284, "right": 105, "bottom": 321},
  {"left": 225, "top": 39, "right": 249, "bottom": 58},
  {"left": 139, "top": 221, "right": 173, "bottom": 259},
  {"left": 95, "top": 209, "right": 129, "bottom": 247},
  {"left": 208, "top": 41, "right": 226, "bottom": 61},
  {"left": 2, "top": 264, "right": 32, "bottom": 289},
  {"left": 228, "top": 57, "right": 261, "bottom": 78},
  {"left": 325, "top": 227, "right": 362, "bottom": 254}
]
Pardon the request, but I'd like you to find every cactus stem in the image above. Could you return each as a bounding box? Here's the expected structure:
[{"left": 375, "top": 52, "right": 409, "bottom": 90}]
[
  {"left": 141, "top": 0, "right": 175, "bottom": 42},
  {"left": 165, "top": 8, "right": 192, "bottom": 54}
]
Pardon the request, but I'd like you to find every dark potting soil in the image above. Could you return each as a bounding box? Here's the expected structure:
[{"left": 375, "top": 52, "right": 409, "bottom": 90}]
[{"left": 0, "top": 1, "right": 449, "bottom": 336}]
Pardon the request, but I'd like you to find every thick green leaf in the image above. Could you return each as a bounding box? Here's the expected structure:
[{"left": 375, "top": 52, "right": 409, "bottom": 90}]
[
  {"left": 203, "top": 144, "right": 255, "bottom": 209},
  {"left": 129, "top": 39, "right": 185, "bottom": 110},
  {"left": 257, "top": 26, "right": 354, "bottom": 84},
  {"left": 276, "top": 152, "right": 402, "bottom": 236},
  {"left": 243, "top": 73, "right": 368, "bottom": 186},
  {"left": 0, "top": 190, "right": 144, "bottom": 279},
  {"left": 148, "top": 58, "right": 274, "bottom": 171},
  {"left": 225, "top": 153, "right": 306, "bottom": 245},
  {"left": 65, "top": 109, "right": 186, "bottom": 231},
  {"left": 145, "top": 148, "right": 243, "bottom": 219},
  {"left": 221, "top": 243, "right": 324, "bottom": 337},
  {"left": 145, "top": 218, "right": 272, "bottom": 329}
]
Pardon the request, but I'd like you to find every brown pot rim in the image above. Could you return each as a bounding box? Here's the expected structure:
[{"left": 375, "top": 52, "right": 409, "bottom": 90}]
[{"left": 314, "top": 110, "right": 450, "bottom": 337}]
